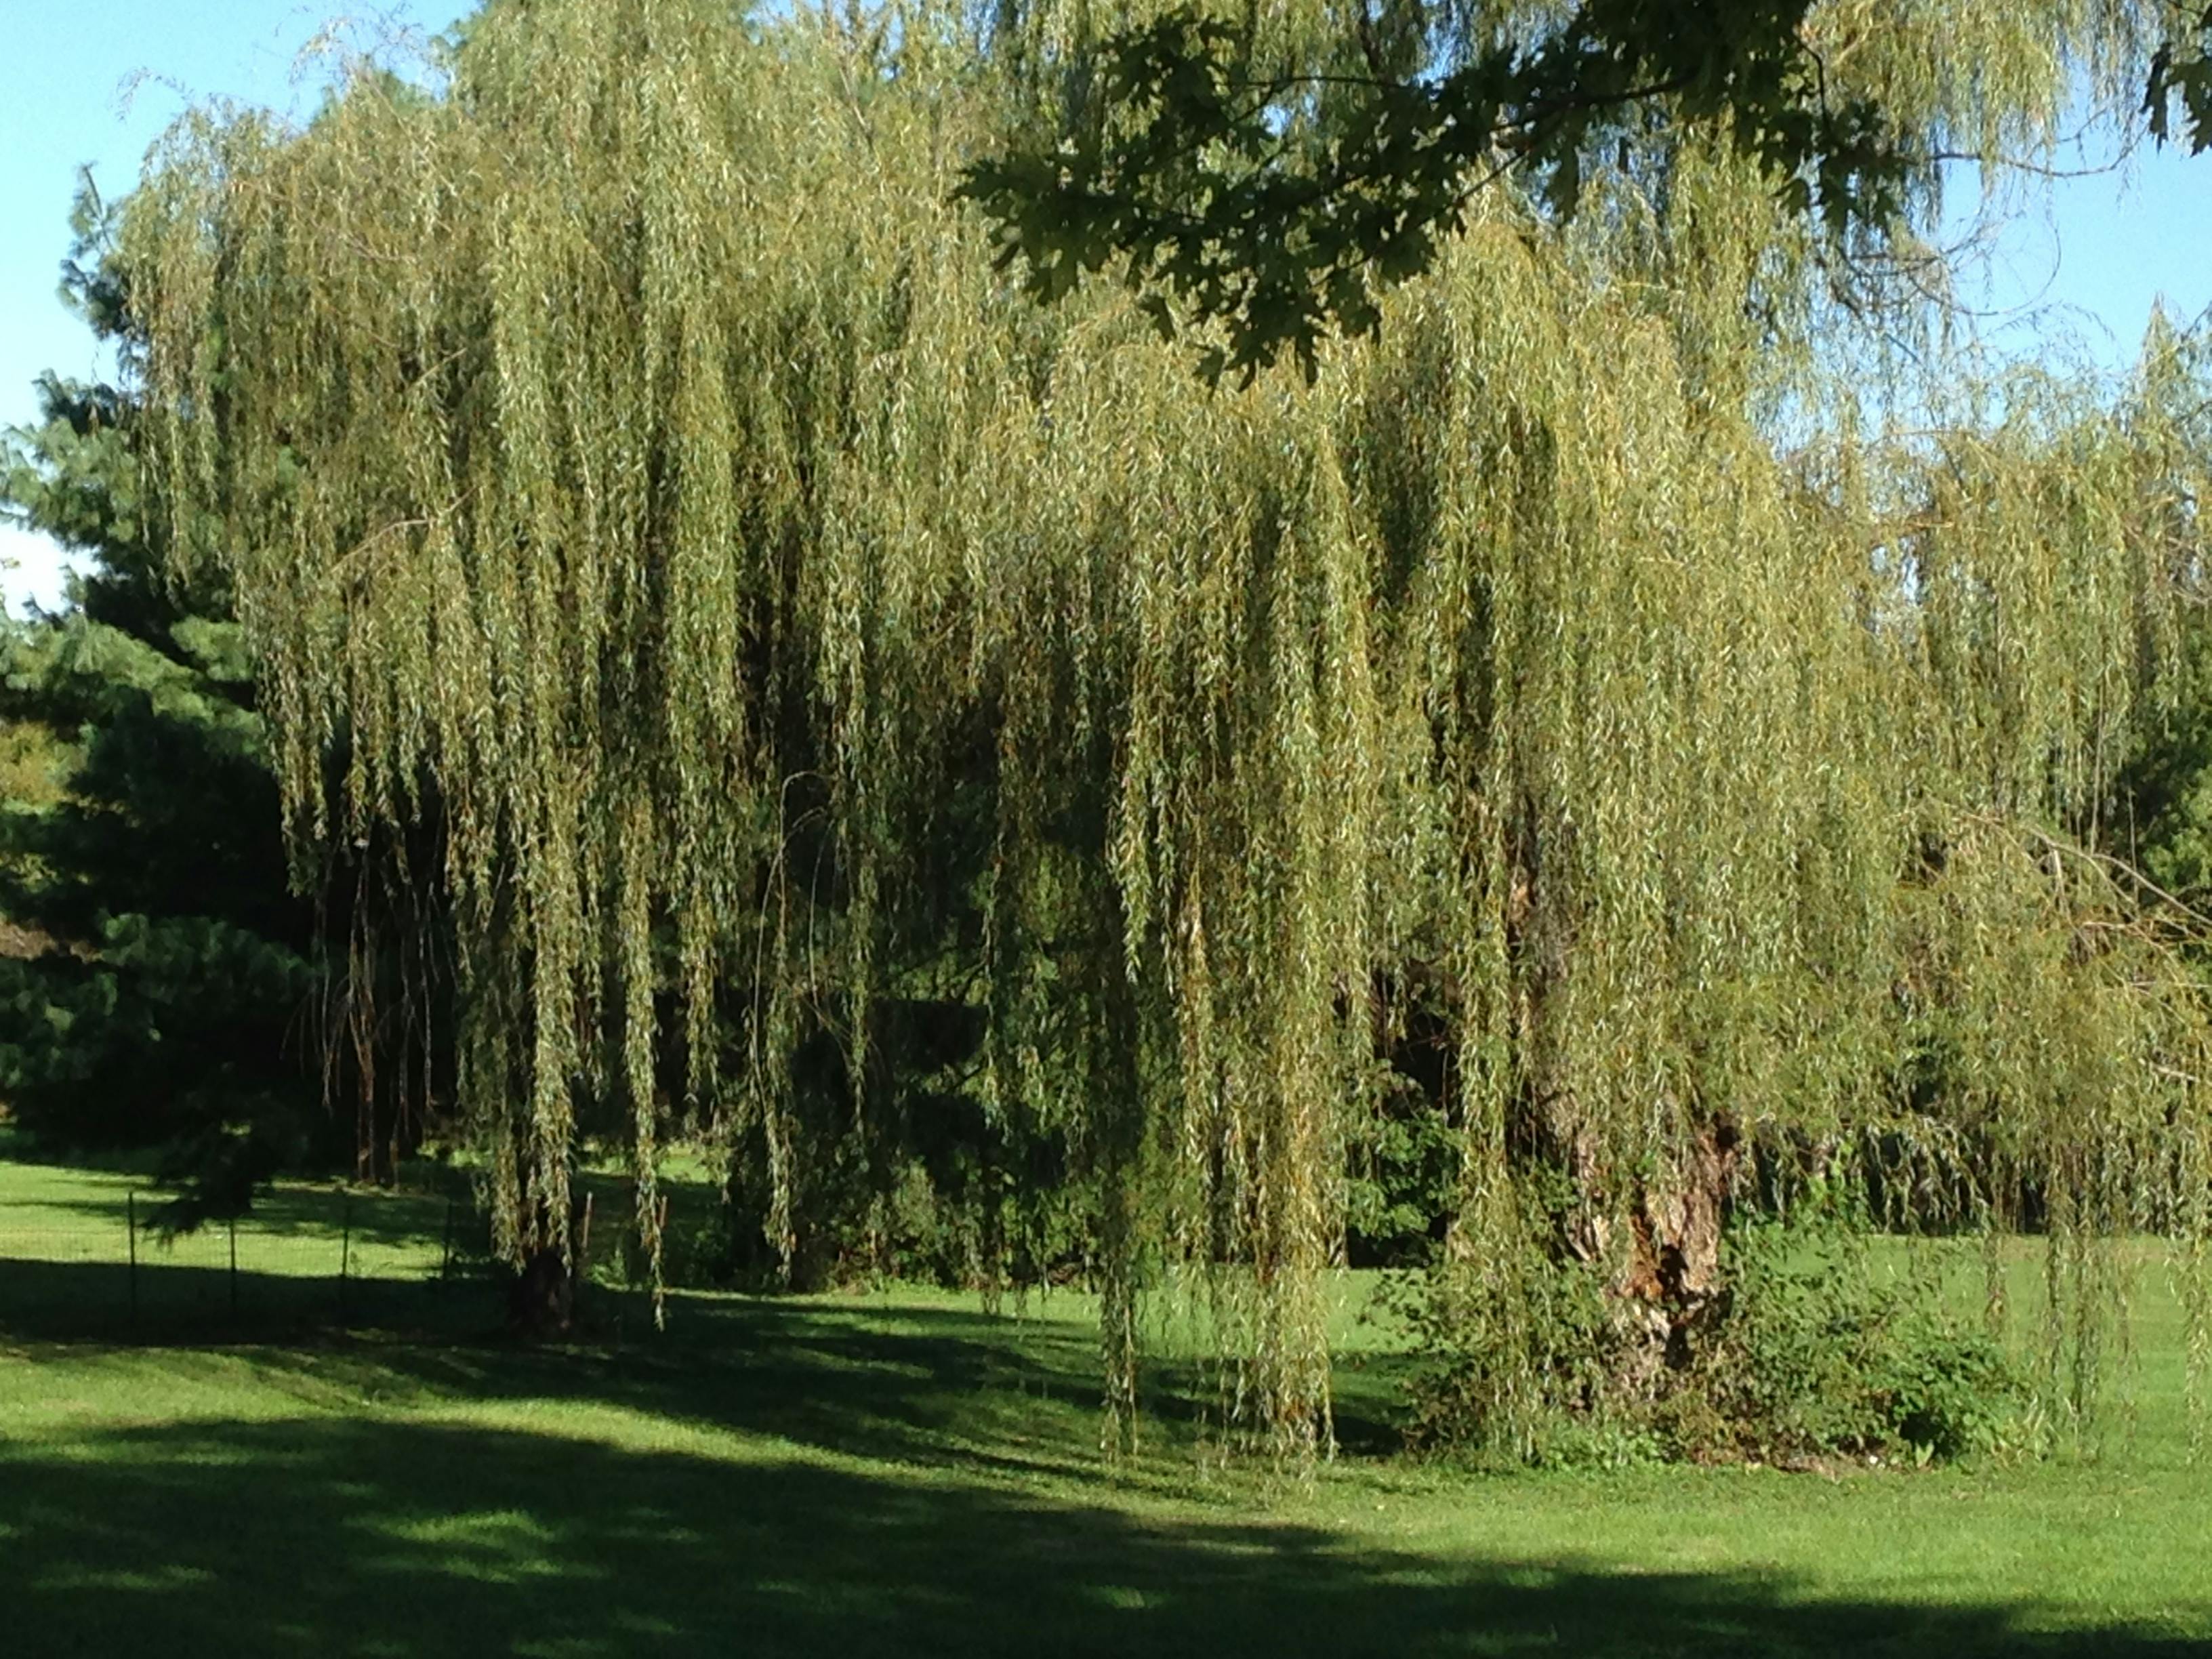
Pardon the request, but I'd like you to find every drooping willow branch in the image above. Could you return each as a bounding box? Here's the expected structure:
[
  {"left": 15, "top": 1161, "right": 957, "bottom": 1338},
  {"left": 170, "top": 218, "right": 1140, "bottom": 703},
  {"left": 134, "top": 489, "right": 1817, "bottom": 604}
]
[{"left": 119, "top": 0, "right": 2212, "bottom": 1454}]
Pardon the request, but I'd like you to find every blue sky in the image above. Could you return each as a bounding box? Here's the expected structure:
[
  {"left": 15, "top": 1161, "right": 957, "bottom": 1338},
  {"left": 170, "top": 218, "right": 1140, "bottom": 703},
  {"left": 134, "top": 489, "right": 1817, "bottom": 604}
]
[
  {"left": 3, "top": 4, "right": 2208, "bottom": 613},
  {"left": 1944, "top": 129, "right": 2212, "bottom": 369}
]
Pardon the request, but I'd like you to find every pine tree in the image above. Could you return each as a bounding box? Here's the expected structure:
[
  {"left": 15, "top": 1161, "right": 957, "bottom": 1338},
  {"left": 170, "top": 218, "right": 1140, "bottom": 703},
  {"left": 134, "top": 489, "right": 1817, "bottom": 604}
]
[{"left": 0, "top": 186, "right": 447, "bottom": 1225}]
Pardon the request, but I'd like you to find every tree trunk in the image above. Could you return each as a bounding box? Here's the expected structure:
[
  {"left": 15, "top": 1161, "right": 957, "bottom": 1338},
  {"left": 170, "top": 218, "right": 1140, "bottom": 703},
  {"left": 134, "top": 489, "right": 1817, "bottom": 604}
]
[
  {"left": 509, "top": 1248, "right": 573, "bottom": 1336},
  {"left": 1614, "top": 1117, "right": 1740, "bottom": 1381}
]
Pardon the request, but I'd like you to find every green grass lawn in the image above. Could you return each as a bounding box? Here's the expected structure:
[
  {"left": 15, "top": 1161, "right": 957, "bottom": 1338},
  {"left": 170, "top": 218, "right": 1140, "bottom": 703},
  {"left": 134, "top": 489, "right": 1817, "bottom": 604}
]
[{"left": 2, "top": 1155, "right": 2209, "bottom": 1658}]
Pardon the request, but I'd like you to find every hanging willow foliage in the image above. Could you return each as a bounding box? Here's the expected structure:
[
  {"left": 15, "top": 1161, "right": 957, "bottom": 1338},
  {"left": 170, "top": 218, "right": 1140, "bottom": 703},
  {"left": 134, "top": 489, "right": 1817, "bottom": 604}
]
[{"left": 121, "top": 0, "right": 2212, "bottom": 1454}]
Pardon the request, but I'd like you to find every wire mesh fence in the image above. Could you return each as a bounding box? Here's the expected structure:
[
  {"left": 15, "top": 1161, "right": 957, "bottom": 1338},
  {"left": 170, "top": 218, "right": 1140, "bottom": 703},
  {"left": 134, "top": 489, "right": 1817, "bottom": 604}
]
[{"left": 0, "top": 1169, "right": 492, "bottom": 1337}]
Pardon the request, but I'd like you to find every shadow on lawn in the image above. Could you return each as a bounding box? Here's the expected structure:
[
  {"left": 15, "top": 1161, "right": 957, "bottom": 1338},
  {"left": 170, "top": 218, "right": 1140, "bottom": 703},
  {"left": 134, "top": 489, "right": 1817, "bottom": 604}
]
[
  {"left": 0, "top": 1248, "right": 1407, "bottom": 1457},
  {"left": 0, "top": 1258, "right": 470, "bottom": 1340},
  {"left": 251, "top": 1286, "right": 1417, "bottom": 1475},
  {"left": 0, "top": 1411, "right": 2201, "bottom": 1659}
]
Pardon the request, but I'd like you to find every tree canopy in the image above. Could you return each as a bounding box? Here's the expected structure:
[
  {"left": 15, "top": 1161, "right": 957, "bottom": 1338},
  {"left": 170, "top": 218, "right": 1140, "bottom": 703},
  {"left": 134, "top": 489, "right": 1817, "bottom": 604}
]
[
  {"left": 110, "top": 0, "right": 2212, "bottom": 1452},
  {"left": 964, "top": 0, "right": 2209, "bottom": 378},
  {"left": 0, "top": 190, "right": 450, "bottom": 1221}
]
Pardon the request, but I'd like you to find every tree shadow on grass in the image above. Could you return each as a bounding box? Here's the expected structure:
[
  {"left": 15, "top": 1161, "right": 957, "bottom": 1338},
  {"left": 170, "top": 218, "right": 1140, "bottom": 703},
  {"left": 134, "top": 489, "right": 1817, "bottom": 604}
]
[
  {"left": 0, "top": 1413, "right": 2202, "bottom": 1659},
  {"left": 370, "top": 1287, "right": 1418, "bottom": 1481},
  {"left": 0, "top": 1258, "right": 469, "bottom": 1342},
  {"left": 0, "top": 1258, "right": 1266, "bottom": 1469}
]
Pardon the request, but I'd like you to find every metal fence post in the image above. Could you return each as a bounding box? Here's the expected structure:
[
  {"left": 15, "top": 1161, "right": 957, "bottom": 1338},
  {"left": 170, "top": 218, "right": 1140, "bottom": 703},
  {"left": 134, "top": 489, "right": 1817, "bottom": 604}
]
[
  {"left": 440, "top": 1196, "right": 455, "bottom": 1283},
  {"left": 339, "top": 1190, "right": 352, "bottom": 1317},
  {"left": 127, "top": 1191, "right": 139, "bottom": 1326},
  {"left": 577, "top": 1190, "right": 594, "bottom": 1320},
  {"left": 228, "top": 1215, "right": 239, "bottom": 1315}
]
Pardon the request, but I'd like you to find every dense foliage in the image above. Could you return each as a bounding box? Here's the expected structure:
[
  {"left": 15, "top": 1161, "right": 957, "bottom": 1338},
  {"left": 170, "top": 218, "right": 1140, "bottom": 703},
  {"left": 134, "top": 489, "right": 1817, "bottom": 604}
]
[
  {"left": 0, "top": 197, "right": 450, "bottom": 1221},
  {"left": 109, "top": 0, "right": 2212, "bottom": 1456}
]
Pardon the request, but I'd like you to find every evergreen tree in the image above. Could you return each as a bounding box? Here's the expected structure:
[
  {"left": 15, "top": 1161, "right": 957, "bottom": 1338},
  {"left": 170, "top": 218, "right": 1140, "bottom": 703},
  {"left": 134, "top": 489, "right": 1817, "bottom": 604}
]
[{"left": 0, "top": 187, "right": 446, "bottom": 1224}]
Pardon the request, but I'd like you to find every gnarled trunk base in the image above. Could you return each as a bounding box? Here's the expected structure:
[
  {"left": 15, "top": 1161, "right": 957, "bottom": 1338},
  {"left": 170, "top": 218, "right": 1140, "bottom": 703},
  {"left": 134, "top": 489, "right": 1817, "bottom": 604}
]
[{"left": 1612, "top": 1119, "right": 1740, "bottom": 1387}]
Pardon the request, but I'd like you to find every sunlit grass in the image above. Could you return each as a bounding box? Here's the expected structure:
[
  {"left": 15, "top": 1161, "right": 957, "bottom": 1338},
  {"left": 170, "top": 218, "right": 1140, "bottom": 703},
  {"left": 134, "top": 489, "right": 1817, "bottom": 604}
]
[{"left": 2, "top": 1155, "right": 2209, "bottom": 1656}]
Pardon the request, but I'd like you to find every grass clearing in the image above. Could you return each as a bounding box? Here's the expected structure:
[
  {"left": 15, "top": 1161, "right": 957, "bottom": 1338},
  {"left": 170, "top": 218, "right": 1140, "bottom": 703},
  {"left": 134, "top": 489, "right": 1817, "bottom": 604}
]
[{"left": 2, "top": 1155, "right": 2209, "bottom": 1656}]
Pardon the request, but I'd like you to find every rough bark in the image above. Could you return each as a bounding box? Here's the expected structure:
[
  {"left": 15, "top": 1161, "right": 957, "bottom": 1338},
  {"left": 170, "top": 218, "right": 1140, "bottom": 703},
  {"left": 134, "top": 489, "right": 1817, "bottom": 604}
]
[{"left": 1616, "top": 1118, "right": 1742, "bottom": 1378}]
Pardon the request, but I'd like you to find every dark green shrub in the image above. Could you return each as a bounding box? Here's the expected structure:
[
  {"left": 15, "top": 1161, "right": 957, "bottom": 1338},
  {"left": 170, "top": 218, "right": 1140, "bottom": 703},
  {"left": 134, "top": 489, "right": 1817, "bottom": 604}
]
[
  {"left": 1345, "top": 1070, "right": 1460, "bottom": 1268},
  {"left": 1872, "top": 1313, "right": 2016, "bottom": 1460},
  {"left": 1683, "top": 1211, "right": 2018, "bottom": 1463},
  {"left": 1385, "top": 1172, "right": 1657, "bottom": 1468},
  {"left": 1389, "top": 1183, "right": 2020, "bottom": 1469}
]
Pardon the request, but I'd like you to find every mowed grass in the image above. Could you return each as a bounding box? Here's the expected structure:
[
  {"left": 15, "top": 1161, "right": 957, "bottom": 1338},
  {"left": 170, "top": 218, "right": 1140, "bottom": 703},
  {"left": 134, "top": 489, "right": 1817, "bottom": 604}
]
[{"left": 2, "top": 1157, "right": 2209, "bottom": 1658}]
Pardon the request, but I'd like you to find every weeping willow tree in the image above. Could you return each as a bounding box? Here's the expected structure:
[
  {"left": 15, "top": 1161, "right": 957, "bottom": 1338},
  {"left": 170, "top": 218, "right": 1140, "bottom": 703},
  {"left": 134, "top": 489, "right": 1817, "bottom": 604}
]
[{"left": 118, "top": 0, "right": 2212, "bottom": 1454}]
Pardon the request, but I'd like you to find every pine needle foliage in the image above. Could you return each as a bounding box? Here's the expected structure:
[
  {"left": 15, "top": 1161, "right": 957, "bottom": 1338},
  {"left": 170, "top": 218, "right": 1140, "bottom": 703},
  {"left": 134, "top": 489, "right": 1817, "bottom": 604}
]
[{"left": 119, "top": 0, "right": 2212, "bottom": 1455}]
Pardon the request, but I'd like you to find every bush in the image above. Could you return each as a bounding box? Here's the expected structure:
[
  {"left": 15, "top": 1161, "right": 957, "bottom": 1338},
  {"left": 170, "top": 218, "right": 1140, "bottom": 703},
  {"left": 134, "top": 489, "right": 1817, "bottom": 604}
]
[
  {"left": 1344, "top": 1073, "right": 1460, "bottom": 1268},
  {"left": 1687, "top": 1212, "right": 2018, "bottom": 1463},
  {"left": 1385, "top": 1172, "right": 1658, "bottom": 1468},
  {"left": 1389, "top": 1182, "right": 2021, "bottom": 1469}
]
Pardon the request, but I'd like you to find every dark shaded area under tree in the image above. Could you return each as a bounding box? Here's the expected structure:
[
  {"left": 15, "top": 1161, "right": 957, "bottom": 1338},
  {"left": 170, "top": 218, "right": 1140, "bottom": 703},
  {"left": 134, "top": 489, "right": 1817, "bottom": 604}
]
[{"left": 0, "top": 1366, "right": 2203, "bottom": 1658}]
